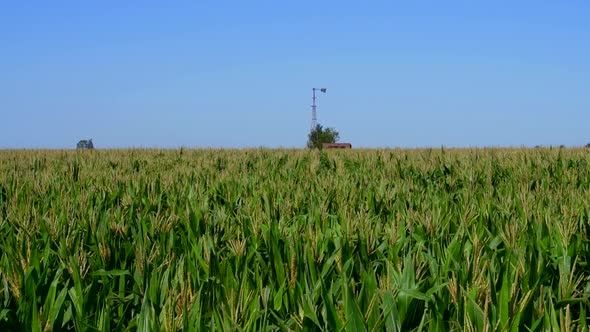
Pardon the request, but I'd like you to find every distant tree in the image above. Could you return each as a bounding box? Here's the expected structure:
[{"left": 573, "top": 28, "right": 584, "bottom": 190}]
[
  {"left": 77, "top": 138, "right": 94, "bottom": 150},
  {"left": 307, "top": 124, "right": 340, "bottom": 149},
  {"left": 586, "top": 143, "right": 590, "bottom": 148}
]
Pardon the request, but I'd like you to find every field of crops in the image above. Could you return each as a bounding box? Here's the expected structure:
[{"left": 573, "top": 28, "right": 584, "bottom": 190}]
[{"left": 1, "top": 148, "right": 590, "bottom": 331}]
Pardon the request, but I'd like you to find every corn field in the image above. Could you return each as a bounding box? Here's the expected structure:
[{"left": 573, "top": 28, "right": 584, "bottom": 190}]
[{"left": 1, "top": 148, "right": 590, "bottom": 331}]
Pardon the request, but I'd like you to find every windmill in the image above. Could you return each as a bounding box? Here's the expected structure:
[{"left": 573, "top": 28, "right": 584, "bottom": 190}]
[{"left": 311, "top": 88, "right": 327, "bottom": 132}]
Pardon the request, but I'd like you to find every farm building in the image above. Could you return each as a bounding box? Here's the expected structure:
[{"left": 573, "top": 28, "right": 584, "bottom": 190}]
[{"left": 322, "top": 143, "right": 352, "bottom": 149}]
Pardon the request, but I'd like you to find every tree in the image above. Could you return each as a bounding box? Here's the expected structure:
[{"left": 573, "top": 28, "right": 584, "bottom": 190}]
[
  {"left": 307, "top": 124, "right": 340, "bottom": 149},
  {"left": 77, "top": 138, "right": 94, "bottom": 150}
]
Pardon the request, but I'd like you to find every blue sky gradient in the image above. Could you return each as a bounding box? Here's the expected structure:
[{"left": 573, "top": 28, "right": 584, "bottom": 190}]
[{"left": 1, "top": 1, "right": 589, "bottom": 148}]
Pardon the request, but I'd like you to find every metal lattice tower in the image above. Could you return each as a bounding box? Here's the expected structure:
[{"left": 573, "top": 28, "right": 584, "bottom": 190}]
[{"left": 311, "top": 88, "right": 326, "bottom": 132}]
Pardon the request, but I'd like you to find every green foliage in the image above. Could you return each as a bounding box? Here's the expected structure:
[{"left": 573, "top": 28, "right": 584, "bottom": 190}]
[
  {"left": 307, "top": 124, "right": 340, "bottom": 149},
  {"left": 1, "top": 148, "right": 590, "bottom": 330}
]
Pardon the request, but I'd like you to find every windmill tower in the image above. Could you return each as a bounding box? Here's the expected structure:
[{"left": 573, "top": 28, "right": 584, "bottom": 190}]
[{"left": 311, "top": 88, "right": 327, "bottom": 131}]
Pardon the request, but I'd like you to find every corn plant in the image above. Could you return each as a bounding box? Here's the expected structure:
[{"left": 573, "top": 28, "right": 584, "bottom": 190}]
[{"left": 0, "top": 147, "right": 589, "bottom": 331}]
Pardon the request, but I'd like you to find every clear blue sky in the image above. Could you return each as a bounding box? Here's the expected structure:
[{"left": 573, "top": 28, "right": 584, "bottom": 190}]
[{"left": 1, "top": 1, "right": 589, "bottom": 148}]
